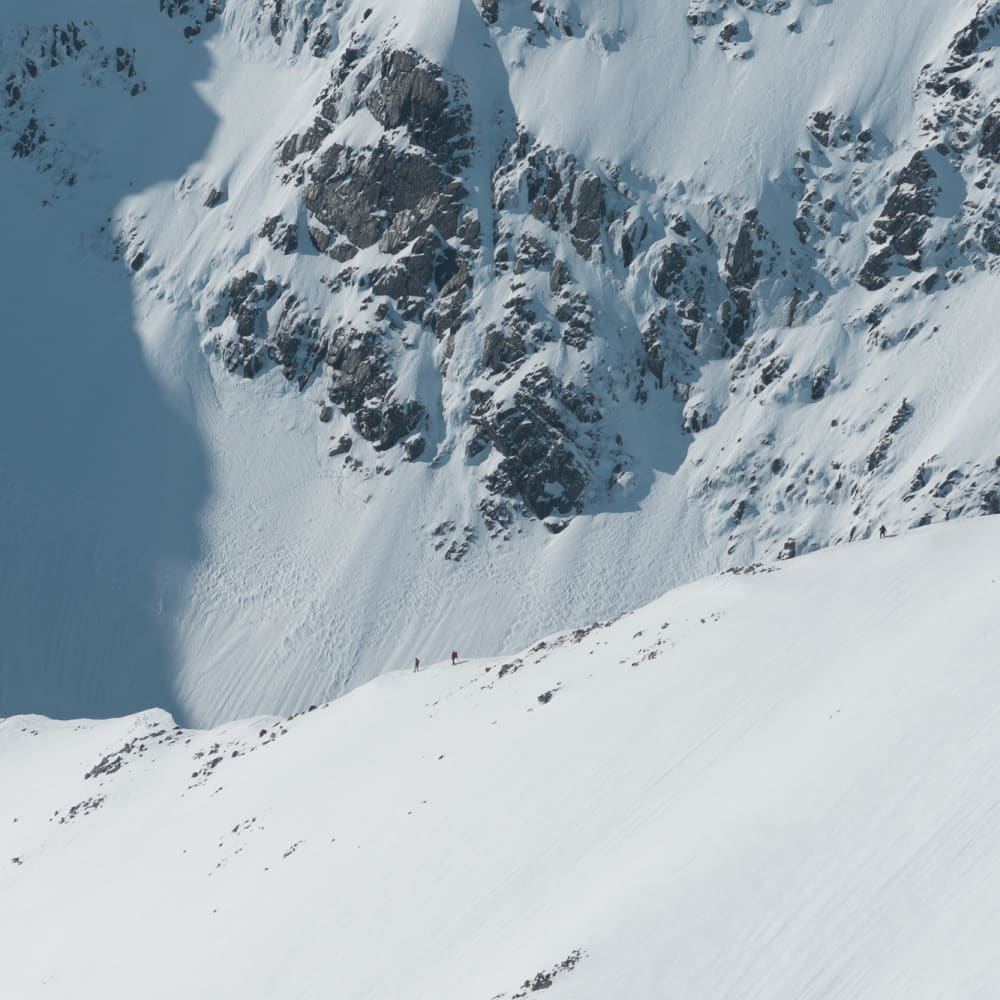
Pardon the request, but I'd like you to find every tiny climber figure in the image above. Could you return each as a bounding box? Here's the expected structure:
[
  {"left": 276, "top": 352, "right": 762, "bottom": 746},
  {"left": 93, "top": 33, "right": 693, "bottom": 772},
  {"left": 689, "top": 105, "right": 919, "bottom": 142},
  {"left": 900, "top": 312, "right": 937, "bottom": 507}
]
[
  {"left": 879, "top": 524, "right": 887, "bottom": 539},
  {"left": 414, "top": 657, "right": 420, "bottom": 672},
  {"left": 451, "top": 650, "right": 458, "bottom": 666}
]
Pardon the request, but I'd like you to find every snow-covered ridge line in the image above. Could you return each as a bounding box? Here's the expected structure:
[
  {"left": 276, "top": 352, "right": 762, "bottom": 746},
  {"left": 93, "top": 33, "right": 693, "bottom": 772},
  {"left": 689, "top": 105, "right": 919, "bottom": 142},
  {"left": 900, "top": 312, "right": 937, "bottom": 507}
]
[
  {"left": 4, "top": 518, "right": 1000, "bottom": 997},
  {"left": 2, "top": 0, "right": 1000, "bottom": 725}
]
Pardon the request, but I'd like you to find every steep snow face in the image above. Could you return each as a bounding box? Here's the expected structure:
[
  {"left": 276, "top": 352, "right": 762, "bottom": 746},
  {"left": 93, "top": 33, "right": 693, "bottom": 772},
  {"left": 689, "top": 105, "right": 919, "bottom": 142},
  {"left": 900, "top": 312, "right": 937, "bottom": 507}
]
[
  {"left": 4, "top": 519, "right": 1000, "bottom": 998},
  {"left": 0, "top": 4, "right": 216, "bottom": 720},
  {"left": 2, "top": 0, "right": 1000, "bottom": 723}
]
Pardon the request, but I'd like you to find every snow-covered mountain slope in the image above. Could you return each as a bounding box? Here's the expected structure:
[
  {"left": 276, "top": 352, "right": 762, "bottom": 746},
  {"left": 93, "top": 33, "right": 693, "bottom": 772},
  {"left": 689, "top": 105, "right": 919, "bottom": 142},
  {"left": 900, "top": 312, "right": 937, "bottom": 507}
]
[
  {"left": 2, "top": 0, "right": 1000, "bottom": 723},
  {"left": 4, "top": 518, "right": 1000, "bottom": 998}
]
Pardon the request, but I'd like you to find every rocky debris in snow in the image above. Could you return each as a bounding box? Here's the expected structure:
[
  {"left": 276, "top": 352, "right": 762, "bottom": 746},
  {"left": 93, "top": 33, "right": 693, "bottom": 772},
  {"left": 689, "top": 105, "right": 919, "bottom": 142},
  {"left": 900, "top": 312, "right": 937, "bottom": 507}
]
[
  {"left": 251, "top": 0, "right": 335, "bottom": 54},
  {"left": 431, "top": 522, "right": 477, "bottom": 562},
  {"left": 159, "top": 0, "right": 222, "bottom": 40},
  {"left": 496, "top": 949, "right": 586, "bottom": 998},
  {"left": 444, "top": 529, "right": 475, "bottom": 560},
  {"left": 867, "top": 399, "right": 915, "bottom": 472},
  {"left": 932, "top": 469, "right": 966, "bottom": 499},
  {"left": 1, "top": 21, "right": 148, "bottom": 185},
  {"left": 84, "top": 726, "right": 182, "bottom": 781},
  {"left": 479, "top": 496, "right": 520, "bottom": 539},
  {"left": 188, "top": 732, "right": 263, "bottom": 787},
  {"left": 686, "top": 0, "right": 790, "bottom": 56},
  {"left": 480, "top": 323, "right": 527, "bottom": 377},
  {"left": 56, "top": 795, "right": 106, "bottom": 825},
  {"left": 904, "top": 462, "right": 934, "bottom": 501},
  {"left": 492, "top": 617, "right": 624, "bottom": 680},
  {"left": 753, "top": 353, "right": 790, "bottom": 396},
  {"left": 899, "top": 454, "right": 1000, "bottom": 527},
  {"left": 328, "top": 434, "right": 353, "bottom": 457},
  {"left": 497, "top": 658, "right": 524, "bottom": 679},
  {"left": 723, "top": 562, "right": 777, "bottom": 576},
  {"left": 11, "top": 117, "right": 47, "bottom": 159}
]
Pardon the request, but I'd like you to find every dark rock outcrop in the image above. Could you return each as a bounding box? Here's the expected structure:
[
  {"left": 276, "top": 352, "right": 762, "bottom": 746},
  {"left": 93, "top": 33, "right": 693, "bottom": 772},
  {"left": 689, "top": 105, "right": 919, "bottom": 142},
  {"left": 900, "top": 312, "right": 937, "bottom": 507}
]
[
  {"left": 981, "top": 105, "right": 1000, "bottom": 162},
  {"left": 859, "top": 152, "right": 938, "bottom": 291},
  {"left": 474, "top": 369, "right": 593, "bottom": 521},
  {"left": 366, "top": 50, "right": 471, "bottom": 169},
  {"left": 305, "top": 141, "right": 467, "bottom": 254},
  {"left": 722, "top": 211, "right": 763, "bottom": 349}
]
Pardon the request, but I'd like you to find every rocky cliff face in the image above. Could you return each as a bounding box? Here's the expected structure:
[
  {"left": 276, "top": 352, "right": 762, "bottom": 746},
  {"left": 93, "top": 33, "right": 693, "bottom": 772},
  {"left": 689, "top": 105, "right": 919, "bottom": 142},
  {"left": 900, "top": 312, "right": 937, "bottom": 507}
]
[
  {"left": 4, "top": 0, "right": 1000, "bottom": 720},
  {"left": 131, "top": 0, "right": 1000, "bottom": 547}
]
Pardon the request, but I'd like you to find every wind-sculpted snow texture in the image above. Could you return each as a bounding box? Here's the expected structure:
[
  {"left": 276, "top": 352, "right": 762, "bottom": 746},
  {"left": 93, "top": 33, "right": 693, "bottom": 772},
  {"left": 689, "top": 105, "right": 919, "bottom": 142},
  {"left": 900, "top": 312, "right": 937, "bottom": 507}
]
[
  {"left": 2, "top": 0, "right": 1000, "bottom": 722},
  {"left": 4, "top": 520, "right": 1000, "bottom": 998}
]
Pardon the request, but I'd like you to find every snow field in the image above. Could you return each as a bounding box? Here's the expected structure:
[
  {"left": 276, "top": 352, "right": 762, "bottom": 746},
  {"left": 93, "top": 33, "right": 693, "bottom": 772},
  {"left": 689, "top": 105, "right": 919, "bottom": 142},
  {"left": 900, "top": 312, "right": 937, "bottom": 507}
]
[{"left": 3, "top": 517, "right": 1000, "bottom": 998}]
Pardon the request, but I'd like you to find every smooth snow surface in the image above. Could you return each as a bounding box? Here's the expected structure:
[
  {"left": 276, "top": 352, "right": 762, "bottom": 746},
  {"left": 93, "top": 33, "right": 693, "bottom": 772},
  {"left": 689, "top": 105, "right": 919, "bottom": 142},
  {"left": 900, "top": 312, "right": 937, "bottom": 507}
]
[
  {"left": 3, "top": 519, "right": 1000, "bottom": 998},
  {"left": 2, "top": 0, "right": 999, "bottom": 724}
]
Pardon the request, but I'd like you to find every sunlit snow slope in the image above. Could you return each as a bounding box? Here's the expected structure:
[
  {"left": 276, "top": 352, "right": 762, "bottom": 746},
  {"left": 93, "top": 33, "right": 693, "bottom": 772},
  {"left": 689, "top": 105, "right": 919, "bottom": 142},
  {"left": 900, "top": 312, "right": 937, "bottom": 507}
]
[
  {"left": 2, "top": 0, "right": 1000, "bottom": 724},
  {"left": 3, "top": 518, "right": 1000, "bottom": 998}
]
